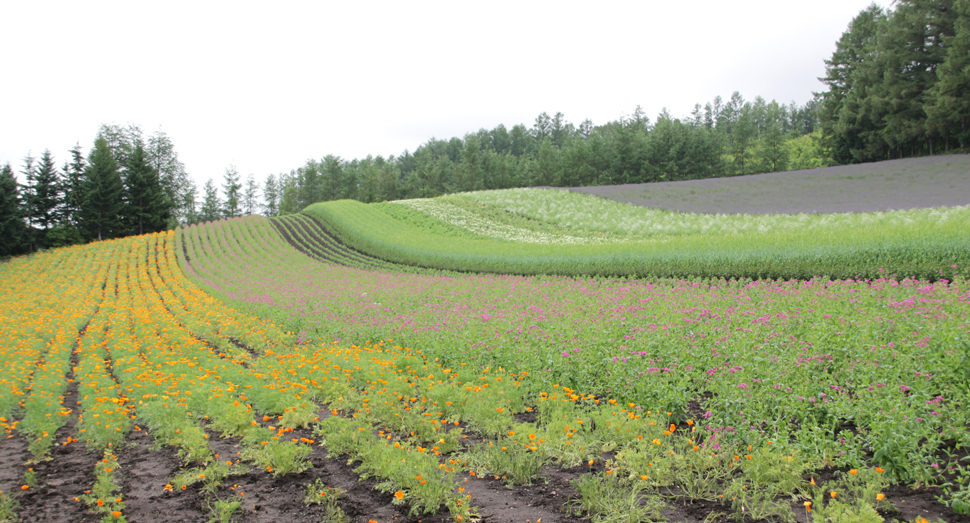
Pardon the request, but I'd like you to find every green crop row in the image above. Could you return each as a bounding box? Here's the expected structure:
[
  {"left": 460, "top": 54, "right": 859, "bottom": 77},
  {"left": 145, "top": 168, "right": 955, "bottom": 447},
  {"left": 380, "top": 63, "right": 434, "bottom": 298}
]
[{"left": 302, "top": 199, "right": 969, "bottom": 281}]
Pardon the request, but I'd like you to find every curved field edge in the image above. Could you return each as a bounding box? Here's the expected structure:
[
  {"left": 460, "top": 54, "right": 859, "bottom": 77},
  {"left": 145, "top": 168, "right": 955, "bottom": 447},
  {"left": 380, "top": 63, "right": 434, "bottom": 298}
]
[
  {"left": 302, "top": 199, "right": 970, "bottom": 281},
  {"left": 269, "top": 213, "right": 448, "bottom": 275}
]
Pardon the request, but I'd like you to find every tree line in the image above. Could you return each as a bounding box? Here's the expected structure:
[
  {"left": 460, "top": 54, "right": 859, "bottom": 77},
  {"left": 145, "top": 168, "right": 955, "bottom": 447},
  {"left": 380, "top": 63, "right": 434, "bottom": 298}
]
[
  {"left": 1, "top": 125, "right": 194, "bottom": 256},
  {"left": 4, "top": 0, "right": 964, "bottom": 255},
  {"left": 264, "top": 93, "right": 824, "bottom": 214},
  {"left": 819, "top": 0, "right": 970, "bottom": 162}
]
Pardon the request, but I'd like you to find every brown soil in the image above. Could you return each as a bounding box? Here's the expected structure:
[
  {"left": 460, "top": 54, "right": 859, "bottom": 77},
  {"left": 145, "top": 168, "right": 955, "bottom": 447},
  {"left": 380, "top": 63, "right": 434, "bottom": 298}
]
[
  {"left": 4, "top": 413, "right": 969, "bottom": 522},
  {"left": 565, "top": 154, "right": 970, "bottom": 214}
]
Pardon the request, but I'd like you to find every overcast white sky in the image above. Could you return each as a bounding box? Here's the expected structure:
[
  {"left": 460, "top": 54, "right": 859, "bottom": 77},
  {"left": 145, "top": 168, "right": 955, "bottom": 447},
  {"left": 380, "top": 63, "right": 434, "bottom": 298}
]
[{"left": 2, "top": 1, "right": 879, "bottom": 189}]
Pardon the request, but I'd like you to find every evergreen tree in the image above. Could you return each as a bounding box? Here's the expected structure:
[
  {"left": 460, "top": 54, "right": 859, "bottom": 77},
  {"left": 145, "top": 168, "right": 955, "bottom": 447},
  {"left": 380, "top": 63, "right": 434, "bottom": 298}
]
[
  {"left": 756, "top": 102, "right": 790, "bottom": 172},
  {"left": 296, "top": 161, "right": 322, "bottom": 209},
  {"left": 61, "top": 143, "right": 86, "bottom": 226},
  {"left": 146, "top": 130, "right": 191, "bottom": 225},
  {"left": 222, "top": 166, "right": 242, "bottom": 218},
  {"left": 490, "top": 124, "right": 511, "bottom": 154},
  {"left": 263, "top": 174, "right": 279, "bottom": 216},
  {"left": 927, "top": 0, "right": 970, "bottom": 149},
  {"left": 80, "top": 136, "right": 125, "bottom": 241},
  {"left": 731, "top": 103, "right": 756, "bottom": 175},
  {"left": 612, "top": 117, "right": 649, "bottom": 183},
  {"left": 182, "top": 180, "right": 199, "bottom": 224},
  {"left": 876, "top": 0, "right": 955, "bottom": 157},
  {"left": 277, "top": 172, "right": 301, "bottom": 214},
  {"left": 550, "top": 112, "right": 573, "bottom": 148},
  {"left": 123, "top": 140, "right": 170, "bottom": 235},
  {"left": 19, "top": 154, "right": 35, "bottom": 223},
  {"left": 0, "top": 163, "right": 26, "bottom": 256},
  {"left": 243, "top": 174, "right": 259, "bottom": 215},
  {"left": 459, "top": 135, "right": 482, "bottom": 191},
  {"left": 532, "top": 112, "right": 552, "bottom": 145},
  {"left": 322, "top": 155, "right": 346, "bottom": 200},
  {"left": 199, "top": 179, "right": 221, "bottom": 221},
  {"left": 509, "top": 124, "right": 532, "bottom": 157},
  {"left": 535, "top": 139, "right": 559, "bottom": 185},
  {"left": 98, "top": 123, "right": 142, "bottom": 168},
  {"left": 29, "top": 149, "right": 62, "bottom": 243}
]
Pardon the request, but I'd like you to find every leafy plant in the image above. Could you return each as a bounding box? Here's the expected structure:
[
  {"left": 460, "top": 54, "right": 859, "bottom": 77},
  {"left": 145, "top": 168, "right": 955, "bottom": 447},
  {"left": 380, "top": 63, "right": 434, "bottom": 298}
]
[
  {"left": 567, "top": 473, "right": 666, "bottom": 523},
  {"left": 303, "top": 479, "right": 348, "bottom": 522}
]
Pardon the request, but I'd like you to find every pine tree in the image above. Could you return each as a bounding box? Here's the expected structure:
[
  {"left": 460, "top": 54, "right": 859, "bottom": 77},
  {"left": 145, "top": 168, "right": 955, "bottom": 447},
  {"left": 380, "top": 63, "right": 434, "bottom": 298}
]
[
  {"left": 262, "top": 174, "right": 279, "bottom": 217},
  {"left": 243, "top": 174, "right": 259, "bottom": 215},
  {"left": 927, "top": 0, "right": 970, "bottom": 149},
  {"left": 817, "top": 5, "right": 886, "bottom": 163},
  {"left": 0, "top": 163, "right": 26, "bottom": 256},
  {"left": 756, "top": 102, "right": 789, "bottom": 173},
  {"left": 731, "top": 104, "right": 756, "bottom": 175},
  {"left": 29, "top": 149, "right": 62, "bottom": 244},
  {"left": 123, "top": 140, "right": 170, "bottom": 235},
  {"left": 876, "top": 0, "right": 955, "bottom": 157},
  {"left": 80, "top": 135, "right": 125, "bottom": 241},
  {"left": 199, "top": 179, "right": 221, "bottom": 222},
  {"left": 222, "top": 166, "right": 241, "bottom": 218},
  {"left": 146, "top": 130, "right": 191, "bottom": 225},
  {"left": 61, "top": 143, "right": 86, "bottom": 226},
  {"left": 182, "top": 180, "right": 199, "bottom": 224}
]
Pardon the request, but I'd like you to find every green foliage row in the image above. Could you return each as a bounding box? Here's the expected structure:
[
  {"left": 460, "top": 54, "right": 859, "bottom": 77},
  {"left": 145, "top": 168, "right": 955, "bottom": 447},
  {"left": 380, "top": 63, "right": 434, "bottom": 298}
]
[
  {"left": 272, "top": 214, "right": 426, "bottom": 272},
  {"left": 302, "top": 200, "right": 969, "bottom": 281}
]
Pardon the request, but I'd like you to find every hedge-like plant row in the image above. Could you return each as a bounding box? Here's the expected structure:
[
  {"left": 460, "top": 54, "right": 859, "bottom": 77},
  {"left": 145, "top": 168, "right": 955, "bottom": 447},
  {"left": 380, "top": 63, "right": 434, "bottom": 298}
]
[{"left": 302, "top": 200, "right": 969, "bottom": 281}]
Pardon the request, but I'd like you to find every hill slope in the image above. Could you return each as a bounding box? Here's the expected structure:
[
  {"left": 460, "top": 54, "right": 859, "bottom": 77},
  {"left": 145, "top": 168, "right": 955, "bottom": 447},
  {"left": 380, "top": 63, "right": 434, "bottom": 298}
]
[{"left": 567, "top": 154, "right": 970, "bottom": 214}]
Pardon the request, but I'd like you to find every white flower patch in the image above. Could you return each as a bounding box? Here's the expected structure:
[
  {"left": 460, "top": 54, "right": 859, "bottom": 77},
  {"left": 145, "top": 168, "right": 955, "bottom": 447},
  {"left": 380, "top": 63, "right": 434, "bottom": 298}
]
[
  {"left": 391, "top": 198, "right": 614, "bottom": 244},
  {"left": 461, "top": 188, "right": 970, "bottom": 238}
]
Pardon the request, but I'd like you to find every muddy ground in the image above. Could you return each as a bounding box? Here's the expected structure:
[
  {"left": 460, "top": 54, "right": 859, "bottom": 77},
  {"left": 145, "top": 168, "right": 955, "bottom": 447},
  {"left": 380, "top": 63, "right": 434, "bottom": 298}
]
[{"left": 2, "top": 411, "right": 968, "bottom": 523}]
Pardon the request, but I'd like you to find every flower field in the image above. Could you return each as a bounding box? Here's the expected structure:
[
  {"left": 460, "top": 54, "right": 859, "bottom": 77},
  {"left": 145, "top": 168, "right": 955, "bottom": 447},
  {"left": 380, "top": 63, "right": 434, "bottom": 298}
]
[{"left": 0, "top": 195, "right": 968, "bottom": 522}]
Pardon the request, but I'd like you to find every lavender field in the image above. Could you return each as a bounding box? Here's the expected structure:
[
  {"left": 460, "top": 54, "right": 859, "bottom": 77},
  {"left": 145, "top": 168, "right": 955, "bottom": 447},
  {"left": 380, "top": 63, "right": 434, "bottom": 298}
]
[{"left": 568, "top": 154, "right": 970, "bottom": 214}]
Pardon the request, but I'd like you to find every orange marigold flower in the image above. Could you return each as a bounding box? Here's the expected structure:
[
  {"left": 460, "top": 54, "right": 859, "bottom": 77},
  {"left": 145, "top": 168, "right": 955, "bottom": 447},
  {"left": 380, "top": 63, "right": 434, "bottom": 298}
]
[
  {"left": 876, "top": 493, "right": 885, "bottom": 501},
  {"left": 112, "top": 511, "right": 122, "bottom": 517},
  {"left": 849, "top": 469, "right": 858, "bottom": 475},
  {"left": 394, "top": 490, "right": 405, "bottom": 500}
]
